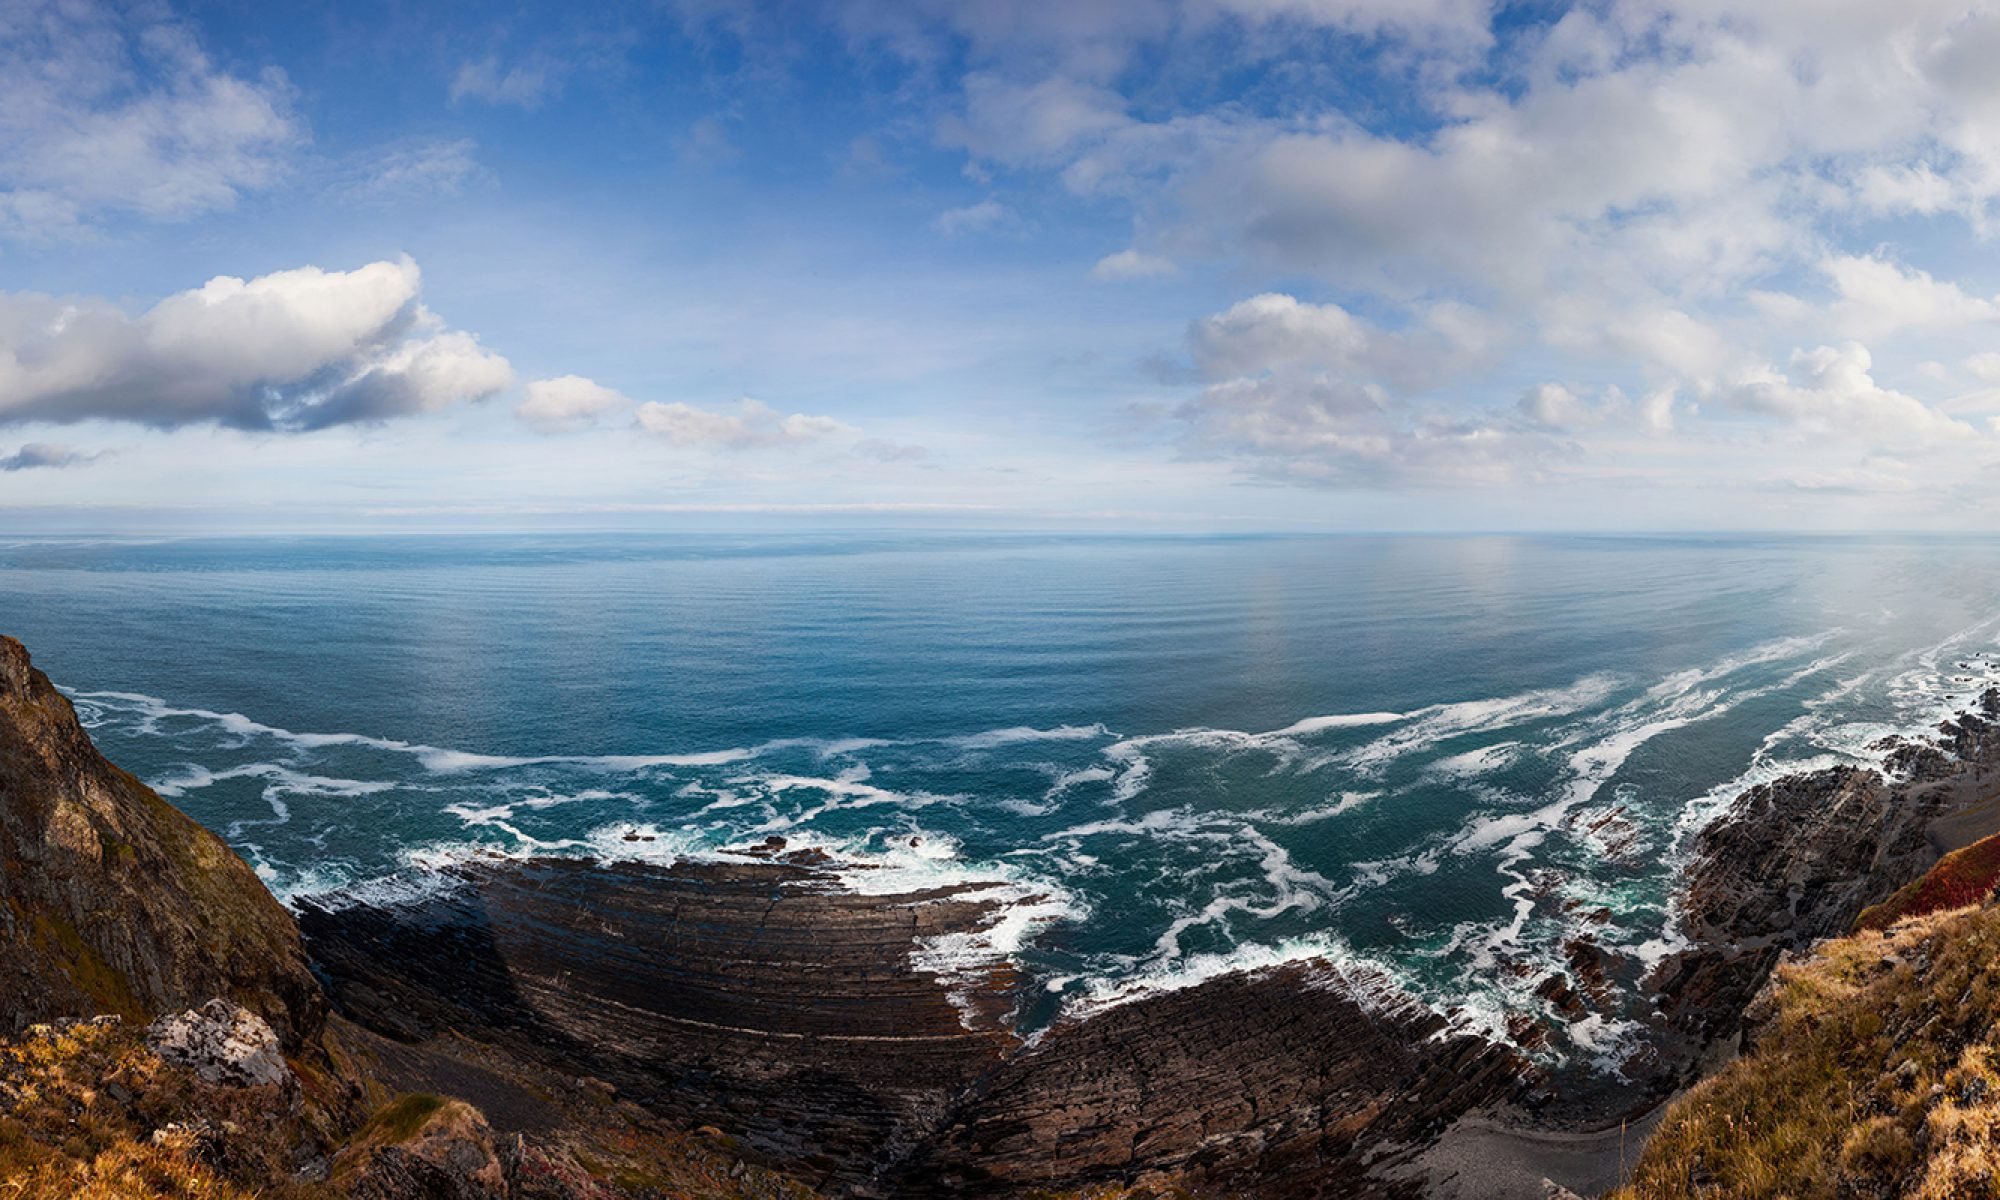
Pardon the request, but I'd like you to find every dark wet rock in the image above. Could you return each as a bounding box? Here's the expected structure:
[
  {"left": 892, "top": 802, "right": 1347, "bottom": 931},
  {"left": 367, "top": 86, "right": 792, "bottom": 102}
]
[
  {"left": 1649, "top": 765, "right": 1939, "bottom": 1070},
  {"left": 0, "top": 636, "right": 323, "bottom": 1048},
  {"left": 1562, "top": 938, "right": 1614, "bottom": 1008},
  {"left": 147, "top": 998, "right": 295, "bottom": 1090},
  {"left": 900, "top": 962, "right": 1532, "bottom": 1198},
  {"left": 1648, "top": 693, "right": 2000, "bottom": 1086}
]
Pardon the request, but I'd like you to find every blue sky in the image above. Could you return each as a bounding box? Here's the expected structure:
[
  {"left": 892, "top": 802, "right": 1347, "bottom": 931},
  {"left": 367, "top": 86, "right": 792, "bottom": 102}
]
[{"left": 7, "top": 0, "right": 2000, "bottom": 531}]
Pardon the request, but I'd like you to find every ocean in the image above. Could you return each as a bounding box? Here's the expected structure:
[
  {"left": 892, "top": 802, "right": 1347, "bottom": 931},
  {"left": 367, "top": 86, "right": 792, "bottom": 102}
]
[{"left": 4, "top": 531, "right": 1995, "bottom": 1071}]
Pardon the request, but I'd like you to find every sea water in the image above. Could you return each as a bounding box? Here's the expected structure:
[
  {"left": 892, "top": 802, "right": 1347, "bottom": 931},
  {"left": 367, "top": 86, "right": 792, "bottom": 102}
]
[{"left": 4, "top": 532, "right": 1996, "bottom": 1068}]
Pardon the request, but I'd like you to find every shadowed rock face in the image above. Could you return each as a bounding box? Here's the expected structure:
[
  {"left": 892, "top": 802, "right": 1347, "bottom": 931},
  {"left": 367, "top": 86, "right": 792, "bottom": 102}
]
[
  {"left": 0, "top": 637, "right": 322, "bottom": 1048},
  {"left": 302, "top": 857, "right": 1532, "bottom": 1196}
]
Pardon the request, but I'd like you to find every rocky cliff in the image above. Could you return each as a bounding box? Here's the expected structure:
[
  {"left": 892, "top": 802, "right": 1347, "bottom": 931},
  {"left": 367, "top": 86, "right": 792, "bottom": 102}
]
[{"left": 0, "top": 636, "right": 322, "bottom": 1048}]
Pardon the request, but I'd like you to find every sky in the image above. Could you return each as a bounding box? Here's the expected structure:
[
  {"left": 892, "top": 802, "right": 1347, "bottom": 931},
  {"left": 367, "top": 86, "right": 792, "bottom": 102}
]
[{"left": 8, "top": 1, "right": 2000, "bottom": 532}]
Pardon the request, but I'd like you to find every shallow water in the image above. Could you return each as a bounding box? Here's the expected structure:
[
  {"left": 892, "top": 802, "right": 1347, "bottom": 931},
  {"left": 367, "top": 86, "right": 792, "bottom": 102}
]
[{"left": 5, "top": 532, "right": 1997, "bottom": 1066}]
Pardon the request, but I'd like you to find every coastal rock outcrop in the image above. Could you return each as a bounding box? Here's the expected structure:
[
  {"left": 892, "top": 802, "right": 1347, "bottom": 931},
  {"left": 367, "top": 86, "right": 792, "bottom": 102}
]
[
  {"left": 902, "top": 961, "right": 1529, "bottom": 1197},
  {"left": 0, "top": 637, "right": 323, "bottom": 1048},
  {"left": 1649, "top": 688, "right": 2000, "bottom": 1079},
  {"left": 302, "top": 857, "right": 1533, "bottom": 1196},
  {"left": 300, "top": 856, "right": 1025, "bottom": 1189}
]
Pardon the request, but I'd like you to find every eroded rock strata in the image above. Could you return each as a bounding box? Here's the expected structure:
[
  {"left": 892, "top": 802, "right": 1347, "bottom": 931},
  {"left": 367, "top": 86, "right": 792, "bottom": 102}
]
[
  {"left": 302, "top": 857, "right": 1533, "bottom": 1196},
  {"left": 301, "top": 857, "right": 1026, "bottom": 1187}
]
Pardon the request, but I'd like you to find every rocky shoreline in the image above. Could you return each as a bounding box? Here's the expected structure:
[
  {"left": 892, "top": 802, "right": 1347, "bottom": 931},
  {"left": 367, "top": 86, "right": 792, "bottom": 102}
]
[
  {"left": 298, "top": 854, "right": 1531, "bottom": 1197},
  {"left": 7, "top": 626, "right": 2000, "bottom": 1197},
  {"left": 291, "top": 684, "right": 2000, "bottom": 1197}
]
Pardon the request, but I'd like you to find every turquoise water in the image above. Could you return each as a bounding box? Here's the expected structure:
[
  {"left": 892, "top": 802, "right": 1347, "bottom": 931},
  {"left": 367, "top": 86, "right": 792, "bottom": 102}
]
[{"left": 4, "top": 532, "right": 1997, "bottom": 1067}]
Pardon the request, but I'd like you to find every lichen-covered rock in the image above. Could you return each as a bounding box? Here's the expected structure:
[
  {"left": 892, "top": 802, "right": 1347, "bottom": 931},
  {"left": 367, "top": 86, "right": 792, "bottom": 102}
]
[
  {"left": 147, "top": 998, "right": 294, "bottom": 1090},
  {"left": 0, "top": 636, "right": 323, "bottom": 1046}
]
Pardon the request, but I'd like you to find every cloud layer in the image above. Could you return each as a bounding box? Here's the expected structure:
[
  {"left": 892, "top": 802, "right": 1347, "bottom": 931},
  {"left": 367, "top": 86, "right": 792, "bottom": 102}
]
[
  {"left": 0, "top": 0, "right": 299, "bottom": 238},
  {"left": 0, "top": 258, "right": 512, "bottom": 431}
]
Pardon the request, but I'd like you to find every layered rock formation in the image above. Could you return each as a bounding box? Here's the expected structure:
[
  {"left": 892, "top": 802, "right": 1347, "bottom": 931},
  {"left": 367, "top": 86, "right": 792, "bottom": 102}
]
[
  {"left": 903, "top": 961, "right": 1528, "bottom": 1197},
  {"left": 302, "top": 856, "right": 1533, "bottom": 1196},
  {"left": 0, "top": 637, "right": 322, "bottom": 1048},
  {"left": 301, "top": 857, "right": 1025, "bottom": 1187}
]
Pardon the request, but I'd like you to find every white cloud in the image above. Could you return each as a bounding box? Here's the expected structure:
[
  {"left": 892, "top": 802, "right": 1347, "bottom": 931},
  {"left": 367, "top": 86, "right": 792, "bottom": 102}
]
[
  {"left": 348, "top": 138, "right": 485, "bottom": 199},
  {"left": 450, "top": 56, "right": 556, "bottom": 108},
  {"left": 1820, "top": 255, "right": 2000, "bottom": 341},
  {"left": 1090, "top": 249, "right": 1177, "bottom": 281},
  {"left": 1517, "top": 383, "right": 1594, "bottom": 430},
  {"left": 1189, "top": 292, "right": 1498, "bottom": 391},
  {"left": 1966, "top": 352, "right": 2000, "bottom": 385},
  {"left": 932, "top": 198, "right": 1015, "bottom": 235},
  {"left": 634, "top": 398, "right": 856, "bottom": 448},
  {"left": 518, "top": 375, "right": 629, "bottom": 430},
  {"left": 0, "top": 257, "right": 513, "bottom": 430},
  {"left": 0, "top": 0, "right": 300, "bottom": 238},
  {"left": 1720, "top": 343, "right": 1973, "bottom": 443},
  {"left": 1177, "top": 372, "right": 1564, "bottom": 487}
]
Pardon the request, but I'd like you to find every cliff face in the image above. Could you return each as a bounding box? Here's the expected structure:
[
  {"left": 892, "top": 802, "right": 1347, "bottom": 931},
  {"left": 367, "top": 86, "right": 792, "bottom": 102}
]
[{"left": 0, "top": 637, "right": 323, "bottom": 1048}]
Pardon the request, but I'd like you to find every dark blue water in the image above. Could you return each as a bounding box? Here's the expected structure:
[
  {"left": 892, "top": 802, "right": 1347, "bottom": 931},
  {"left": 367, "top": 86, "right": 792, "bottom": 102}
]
[{"left": 4, "top": 532, "right": 1995, "bottom": 1068}]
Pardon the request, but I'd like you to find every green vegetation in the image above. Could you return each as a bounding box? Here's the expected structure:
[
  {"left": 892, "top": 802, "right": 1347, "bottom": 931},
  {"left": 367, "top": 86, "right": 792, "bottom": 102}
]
[{"left": 353, "top": 1093, "right": 446, "bottom": 1145}]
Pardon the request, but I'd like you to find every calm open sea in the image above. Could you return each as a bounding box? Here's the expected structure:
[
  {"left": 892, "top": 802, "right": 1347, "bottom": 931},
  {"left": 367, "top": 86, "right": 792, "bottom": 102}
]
[{"left": 5, "top": 532, "right": 1995, "bottom": 1067}]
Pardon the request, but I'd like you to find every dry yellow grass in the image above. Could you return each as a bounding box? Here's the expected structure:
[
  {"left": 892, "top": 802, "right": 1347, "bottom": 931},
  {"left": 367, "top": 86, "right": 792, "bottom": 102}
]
[{"left": 1615, "top": 900, "right": 2000, "bottom": 1199}]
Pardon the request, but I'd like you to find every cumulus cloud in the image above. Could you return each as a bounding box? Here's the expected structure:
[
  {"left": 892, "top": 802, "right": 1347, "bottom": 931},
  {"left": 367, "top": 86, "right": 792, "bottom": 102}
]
[
  {"left": 1177, "top": 372, "right": 1565, "bottom": 487},
  {"left": 0, "top": 443, "right": 97, "bottom": 471},
  {"left": 634, "top": 398, "right": 855, "bottom": 448},
  {"left": 0, "top": 258, "right": 513, "bottom": 431},
  {"left": 1169, "top": 292, "right": 1551, "bottom": 485},
  {"left": 1721, "top": 344, "right": 1973, "bottom": 444},
  {"left": 518, "top": 375, "right": 630, "bottom": 431},
  {"left": 0, "top": 0, "right": 300, "bottom": 238},
  {"left": 1189, "top": 292, "right": 1498, "bottom": 391},
  {"left": 1817, "top": 255, "right": 2000, "bottom": 341}
]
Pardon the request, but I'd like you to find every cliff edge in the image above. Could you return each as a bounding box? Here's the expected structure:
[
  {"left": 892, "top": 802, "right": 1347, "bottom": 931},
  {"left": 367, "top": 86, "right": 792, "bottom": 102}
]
[{"left": 0, "top": 636, "right": 323, "bottom": 1048}]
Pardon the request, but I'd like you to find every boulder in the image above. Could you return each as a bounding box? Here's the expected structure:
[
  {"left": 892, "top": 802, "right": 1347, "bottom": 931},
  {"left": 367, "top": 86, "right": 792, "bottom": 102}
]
[{"left": 147, "top": 998, "right": 294, "bottom": 1090}]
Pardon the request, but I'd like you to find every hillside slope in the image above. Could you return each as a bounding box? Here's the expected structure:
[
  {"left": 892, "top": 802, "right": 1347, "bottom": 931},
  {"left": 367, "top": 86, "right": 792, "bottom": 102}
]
[{"left": 0, "top": 636, "right": 322, "bottom": 1046}]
